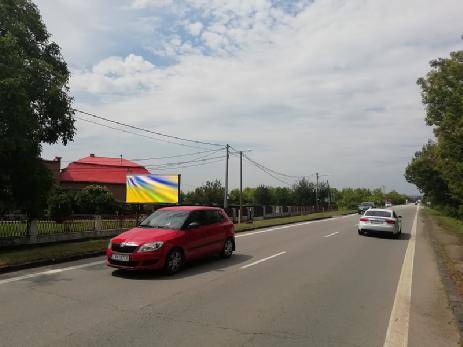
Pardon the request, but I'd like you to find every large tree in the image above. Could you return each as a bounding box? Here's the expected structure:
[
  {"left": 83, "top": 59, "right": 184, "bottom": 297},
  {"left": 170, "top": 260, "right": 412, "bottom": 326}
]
[
  {"left": 183, "top": 180, "right": 224, "bottom": 206},
  {"left": 405, "top": 141, "right": 453, "bottom": 206},
  {"left": 417, "top": 50, "right": 463, "bottom": 202},
  {"left": 0, "top": 0, "right": 75, "bottom": 216}
]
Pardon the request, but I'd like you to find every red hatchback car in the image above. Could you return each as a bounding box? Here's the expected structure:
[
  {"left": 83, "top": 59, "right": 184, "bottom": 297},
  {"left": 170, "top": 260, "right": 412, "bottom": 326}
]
[{"left": 106, "top": 206, "right": 235, "bottom": 274}]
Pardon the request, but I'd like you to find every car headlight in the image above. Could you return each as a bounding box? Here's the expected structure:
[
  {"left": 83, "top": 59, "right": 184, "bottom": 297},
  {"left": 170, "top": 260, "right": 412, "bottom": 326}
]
[{"left": 138, "top": 241, "right": 164, "bottom": 252}]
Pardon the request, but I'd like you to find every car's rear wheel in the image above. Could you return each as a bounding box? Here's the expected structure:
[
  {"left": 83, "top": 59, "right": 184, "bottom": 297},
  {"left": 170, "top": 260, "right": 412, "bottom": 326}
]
[
  {"left": 164, "top": 248, "right": 184, "bottom": 275},
  {"left": 221, "top": 238, "right": 234, "bottom": 258},
  {"left": 358, "top": 229, "right": 364, "bottom": 236}
]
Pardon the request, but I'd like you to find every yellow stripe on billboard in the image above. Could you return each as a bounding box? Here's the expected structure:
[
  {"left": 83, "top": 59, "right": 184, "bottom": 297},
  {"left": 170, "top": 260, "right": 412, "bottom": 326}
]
[{"left": 126, "top": 175, "right": 180, "bottom": 203}]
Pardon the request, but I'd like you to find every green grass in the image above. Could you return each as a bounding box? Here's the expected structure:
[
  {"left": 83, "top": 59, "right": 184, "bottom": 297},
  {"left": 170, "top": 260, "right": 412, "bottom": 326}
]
[
  {"left": 234, "top": 210, "right": 354, "bottom": 232},
  {"left": 423, "top": 208, "right": 463, "bottom": 235},
  {"left": 0, "top": 239, "right": 109, "bottom": 268},
  {"left": 0, "top": 210, "right": 354, "bottom": 268}
]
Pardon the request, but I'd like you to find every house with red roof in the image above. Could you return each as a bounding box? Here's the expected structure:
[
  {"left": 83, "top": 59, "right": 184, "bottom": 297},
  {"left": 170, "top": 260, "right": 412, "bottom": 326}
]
[{"left": 59, "top": 154, "right": 150, "bottom": 201}]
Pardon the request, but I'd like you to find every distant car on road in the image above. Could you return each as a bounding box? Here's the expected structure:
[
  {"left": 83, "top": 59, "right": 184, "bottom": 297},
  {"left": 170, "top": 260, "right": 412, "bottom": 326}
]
[
  {"left": 358, "top": 201, "right": 375, "bottom": 214},
  {"left": 385, "top": 202, "right": 392, "bottom": 208},
  {"left": 106, "top": 206, "right": 235, "bottom": 274},
  {"left": 358, "top": 209, "right": 402, "bottom": 238}
]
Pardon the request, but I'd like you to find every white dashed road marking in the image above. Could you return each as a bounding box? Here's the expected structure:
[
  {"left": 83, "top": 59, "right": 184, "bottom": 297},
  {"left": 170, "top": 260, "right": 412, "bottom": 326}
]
[
  {"left": 323, "top": 231, "right": 339, "bottom": 238},
  {"left": 240, "top": 251, "right": 287, "bottom": 269}
]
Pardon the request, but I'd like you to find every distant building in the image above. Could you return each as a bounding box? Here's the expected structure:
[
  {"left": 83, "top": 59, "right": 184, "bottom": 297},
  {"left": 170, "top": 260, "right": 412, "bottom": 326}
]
[{"left": 59, "top": 154, "right": 150, "bottom": 201}]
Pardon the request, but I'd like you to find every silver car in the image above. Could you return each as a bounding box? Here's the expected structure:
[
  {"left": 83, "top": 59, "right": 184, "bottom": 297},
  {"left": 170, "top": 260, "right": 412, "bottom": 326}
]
[{"left": 358, "top": 209, "right": 402, "bottom": 238}]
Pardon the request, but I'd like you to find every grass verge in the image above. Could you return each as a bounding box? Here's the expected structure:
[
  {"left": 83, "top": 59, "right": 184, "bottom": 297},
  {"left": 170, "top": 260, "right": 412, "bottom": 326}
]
[
  {"left": 423, "top": 208, "right": 463, "bottom": 235},
  {"left": 0, "top": 209, "right": 354, "bottom": 271},
  {"left": 0, "top": 239, "right": 108, "bottom": 268}
]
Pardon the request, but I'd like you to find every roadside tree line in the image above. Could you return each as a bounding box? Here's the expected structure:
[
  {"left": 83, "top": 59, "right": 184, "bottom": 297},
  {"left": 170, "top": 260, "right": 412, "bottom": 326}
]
[
  {"left": 405, "top": 48, "right": 463, "bottom": 219},
  {"left": 182, "top": 179, "right": 407, "bottom": 210}
]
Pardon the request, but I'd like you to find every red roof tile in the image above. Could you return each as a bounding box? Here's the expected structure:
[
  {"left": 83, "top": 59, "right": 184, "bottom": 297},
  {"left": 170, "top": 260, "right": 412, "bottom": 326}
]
[{"left": 60, "top": 155, "right": 150, "bottom": 185}]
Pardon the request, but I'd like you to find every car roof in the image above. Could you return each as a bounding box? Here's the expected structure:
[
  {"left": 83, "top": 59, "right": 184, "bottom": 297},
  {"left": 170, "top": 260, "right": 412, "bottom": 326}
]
[{"left": 159, "top": 206, "right": 222, "bottom": 212}]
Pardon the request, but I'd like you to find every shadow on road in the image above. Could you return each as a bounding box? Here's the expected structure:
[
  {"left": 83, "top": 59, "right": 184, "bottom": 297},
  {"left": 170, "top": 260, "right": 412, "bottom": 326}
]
[
  {"left": 362, "top": 232, "right": 411, "bottom": 240},
  {"left": 110, "top": 253, "right": 253, "bottom": 280}
]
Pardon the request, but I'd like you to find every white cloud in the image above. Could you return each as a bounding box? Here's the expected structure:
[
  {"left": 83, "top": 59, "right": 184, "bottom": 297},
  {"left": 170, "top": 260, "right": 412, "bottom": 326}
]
[
  {"left": 131, "top": 0, "right": 173, "bottom": 8},
  {"left": 71, "top": 54, "right": 162, "bottom": 94},
  {"left": 187, "top": 21, "right": 203, "bottom": 36},
  {"left": 40, "top": 0, "right": 463, "bottom": 193}
]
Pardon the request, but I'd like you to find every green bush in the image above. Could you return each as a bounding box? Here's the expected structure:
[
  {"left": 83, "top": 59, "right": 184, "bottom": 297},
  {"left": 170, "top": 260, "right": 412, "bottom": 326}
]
[
  {"left": 74, "top": 185, "right": 117, "bottom": 214},
  {"left": 48, "top": 187, "right": 73, "bottom": 222}
]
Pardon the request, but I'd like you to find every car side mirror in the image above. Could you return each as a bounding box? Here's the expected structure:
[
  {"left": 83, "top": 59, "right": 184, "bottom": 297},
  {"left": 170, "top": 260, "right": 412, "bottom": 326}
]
[{"left": 186, "top": 222, "right": 200, "bottom": 230}]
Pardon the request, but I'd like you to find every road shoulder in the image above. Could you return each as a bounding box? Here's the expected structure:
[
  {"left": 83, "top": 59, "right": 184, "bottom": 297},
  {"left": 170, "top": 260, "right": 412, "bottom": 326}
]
[{"left": 409, "top": 209, "right": 461, "bottom": 346}]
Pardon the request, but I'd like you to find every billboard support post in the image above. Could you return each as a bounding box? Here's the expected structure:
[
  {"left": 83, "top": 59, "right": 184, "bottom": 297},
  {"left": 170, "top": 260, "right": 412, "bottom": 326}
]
[{"left": 178, "top": 174, "right": 181, "bottom": 205}]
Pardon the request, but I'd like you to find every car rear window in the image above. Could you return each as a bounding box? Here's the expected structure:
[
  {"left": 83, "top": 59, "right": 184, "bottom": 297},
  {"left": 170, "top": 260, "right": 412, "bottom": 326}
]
[{"left": 364, "top": 210, "right": 392, "bottom": 217}]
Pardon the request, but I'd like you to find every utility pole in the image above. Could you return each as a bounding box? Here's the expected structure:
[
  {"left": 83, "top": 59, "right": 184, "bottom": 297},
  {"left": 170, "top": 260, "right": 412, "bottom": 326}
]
[
  {"left": 315, "top": 172, "right": 319, "bottom": 211},
  {"left": 239, "top": 151, "right": 243, "bottom": 224},
  {"left": 327, "top": 180, "right": 331, "bottom": 208},
  {"left": 224, "top": 144, "right": 229, "bottom": 209}
]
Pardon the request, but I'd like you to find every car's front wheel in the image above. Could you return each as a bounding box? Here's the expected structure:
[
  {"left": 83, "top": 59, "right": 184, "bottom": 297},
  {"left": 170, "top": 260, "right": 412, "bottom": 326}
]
[
  {"left": 164, "top": 248, "right": 184, "bottom": 275},
  {"left": 221, "top": 238, "right": 234, "bottom": 258}
]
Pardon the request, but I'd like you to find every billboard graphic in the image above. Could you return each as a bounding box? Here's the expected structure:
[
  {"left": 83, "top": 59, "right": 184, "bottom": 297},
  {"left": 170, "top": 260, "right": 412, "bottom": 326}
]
[{"left": 126, "top": 174, "right": 180, "bottom": 203}]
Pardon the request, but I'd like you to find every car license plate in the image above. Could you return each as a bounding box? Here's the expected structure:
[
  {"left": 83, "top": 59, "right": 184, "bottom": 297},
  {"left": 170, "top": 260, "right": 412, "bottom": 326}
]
[
  {"left": 111, "top": 253, "right": 129, "bottom": 261},
  {"left": 371, "top": 220, "right": 383, "bottom": 224}
]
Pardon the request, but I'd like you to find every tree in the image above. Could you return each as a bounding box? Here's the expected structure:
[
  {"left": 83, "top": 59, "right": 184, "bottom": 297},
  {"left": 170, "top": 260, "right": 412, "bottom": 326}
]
[
  {"left": 416, "top": 50, "right": 463, "bottom": 202},
  {"left": 367, "top": 188, "right": 385, "bottom": 206},
  {"left": 405, "top": 141, "right": 452, "bottom": 206},
  {"left": 183, "top": 180, "right": 224, "bottom": 205},
  {"left": 0, "top": 0, "right": 75, "bottom": 217},
  {"left": 74, "top": 185, "right": 117, "bottom": 214},
  {"left": 293, "top": 178, "right": 316, "bottom": 205},
  {"left": 48, "top": 187, "right": 73, "bottom": 222},
  {"left": 273, "top": 187, "right": 294, "bottom": 205},
  {"left": 384, "top": 191, "right": 407, "bottom": 205},
  {"left": 253, "top": 185, "right": 273, "bottom": 205}
]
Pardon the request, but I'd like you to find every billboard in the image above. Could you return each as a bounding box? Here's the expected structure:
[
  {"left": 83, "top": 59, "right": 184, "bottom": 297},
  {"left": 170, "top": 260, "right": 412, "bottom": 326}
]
[{"left": 126, "top": 174, "right": 180, "bottom": 204}]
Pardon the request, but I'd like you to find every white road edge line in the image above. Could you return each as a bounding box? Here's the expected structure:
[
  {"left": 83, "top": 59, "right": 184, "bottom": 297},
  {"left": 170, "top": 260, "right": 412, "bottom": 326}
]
[
  {"left": 0, "top": 260, "right": 104, "bottom": 285},
  {"left": 240, "top": 251, "right": 287, "bottom": 270},
  {"left": 383, "top": 206, "right": 419, "bottom": 347},
  {"left": 323, "top": 231, "right": 339, "bottom": 238}
]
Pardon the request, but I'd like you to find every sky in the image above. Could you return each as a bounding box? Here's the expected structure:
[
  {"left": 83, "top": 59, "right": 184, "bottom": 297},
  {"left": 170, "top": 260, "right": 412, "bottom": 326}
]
[{"left": 36, "top": 0, "right": 463, "bottom": 194}]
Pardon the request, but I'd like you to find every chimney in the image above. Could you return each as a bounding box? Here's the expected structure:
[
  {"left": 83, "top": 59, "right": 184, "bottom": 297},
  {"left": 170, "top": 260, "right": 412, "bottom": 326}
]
[
  {"left": 54, "top": 156, "right": 62, "bottom": 169},
  {"left": 90, "top": 153, "right": 95, "bottom": 158}
]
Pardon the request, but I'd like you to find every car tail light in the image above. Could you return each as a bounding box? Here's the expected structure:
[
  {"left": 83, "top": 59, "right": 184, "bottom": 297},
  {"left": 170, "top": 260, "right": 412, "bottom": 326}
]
[
  {"left": 359, "top": 217, "right": 369, "bottom": 222},
  {"left": 386, "top": 219, "right": 396, "bottom": 224}
]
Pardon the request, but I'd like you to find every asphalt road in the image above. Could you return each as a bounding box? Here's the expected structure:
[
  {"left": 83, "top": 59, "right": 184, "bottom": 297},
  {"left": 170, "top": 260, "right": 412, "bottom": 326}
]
[{"left": 0, "top": 205, "right": 459, "bottom": 346}]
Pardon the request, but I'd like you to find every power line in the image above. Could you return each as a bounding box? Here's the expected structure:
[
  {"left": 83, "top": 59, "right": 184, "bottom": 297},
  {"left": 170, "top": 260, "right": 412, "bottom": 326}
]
[
  {"left": 242, "top": 153, "right": 301, "bottom": 179},
  {"left": 75, "top": 116, "right": 216, "bottom": 150},
  {"left": 61, "top": 153, "right": 225, "bottom": 172},
  {"left": 144, "top": 154, "right": 225, "bottom": 169},
  {"left": 241, "top": 155, "right": 291, "bottom": 186},
  {"left": 130, "top": 149, "right": 222, "bottom": 161},
  {"left": 73, "top": 108, "right": 225, "bottom": 148},
  {"left": 150, "top": 157, "right": 226, "bottom": 171}
]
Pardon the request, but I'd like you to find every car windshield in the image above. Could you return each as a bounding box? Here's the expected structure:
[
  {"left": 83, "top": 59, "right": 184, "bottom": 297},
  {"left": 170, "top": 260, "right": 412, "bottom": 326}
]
[
  {"left": 139, "top": 210, "right": 190, "bottom": 230},
  {"left": 364, "top": 210, "right": 392, "bottom": 217}
]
